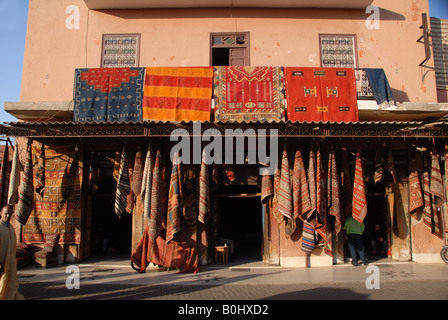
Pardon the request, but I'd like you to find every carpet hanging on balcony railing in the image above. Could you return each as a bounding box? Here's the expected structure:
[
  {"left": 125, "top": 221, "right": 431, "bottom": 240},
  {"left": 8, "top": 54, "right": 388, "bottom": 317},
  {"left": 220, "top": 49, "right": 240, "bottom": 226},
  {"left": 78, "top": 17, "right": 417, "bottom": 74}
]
[
  {"left": 73, "top": 67, "right": 145, "bottom": 123},
  {"left": 213, "top": 66, "right": 286, "bottom": 122},
  {"left": 142, "top": 67, "right": 214, "bottom": 122},
  {"left": 284, "top": 67, "right": 359, "bottom": 123}
]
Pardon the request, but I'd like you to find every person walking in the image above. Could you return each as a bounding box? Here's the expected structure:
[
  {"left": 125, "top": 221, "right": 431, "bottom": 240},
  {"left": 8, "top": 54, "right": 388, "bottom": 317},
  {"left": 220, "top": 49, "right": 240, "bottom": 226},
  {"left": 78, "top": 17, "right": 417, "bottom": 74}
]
[
  {"left": 0, "top": 205, "right": 24, "bottom": 300},
  {"left": 343, "top": 214, "right": 368, "bottom": 266}
]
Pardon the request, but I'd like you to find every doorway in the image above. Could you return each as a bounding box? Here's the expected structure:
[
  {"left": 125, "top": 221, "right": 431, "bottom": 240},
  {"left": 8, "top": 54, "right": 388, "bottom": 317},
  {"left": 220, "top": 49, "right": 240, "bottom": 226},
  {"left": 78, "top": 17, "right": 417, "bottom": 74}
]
[
  {"left": 213, "top": 186, "right": 263, "bottom": 264},
  {"left": 90, "top": 165, "right": 133, "bottom": 259},
  {"left": 364, "top": 182, "right": 391, "bottom": 261}
]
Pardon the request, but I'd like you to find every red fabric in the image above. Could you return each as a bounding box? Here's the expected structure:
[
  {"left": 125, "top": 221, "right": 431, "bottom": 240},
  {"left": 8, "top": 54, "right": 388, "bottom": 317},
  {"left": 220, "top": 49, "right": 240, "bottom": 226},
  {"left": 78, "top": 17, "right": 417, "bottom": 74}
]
[
  {"left": 352, "top": 151, "right": 367, "bottom": 223},
  {"left": 285, "top": 67, "right": 358, "bottom": 123},
  {"left": 131, "top": 226, "right": 199, "bottom": 274},
  {"left": 292, "top": 147, "right": 311, "bottom": 221}
]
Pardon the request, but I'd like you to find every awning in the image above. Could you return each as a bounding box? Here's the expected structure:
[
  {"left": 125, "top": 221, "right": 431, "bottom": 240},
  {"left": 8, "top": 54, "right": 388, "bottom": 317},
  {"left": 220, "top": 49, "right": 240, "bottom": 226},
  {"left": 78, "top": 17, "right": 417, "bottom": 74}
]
[{"left": 1, "top": 120, "right": 447, "bottom": 140}]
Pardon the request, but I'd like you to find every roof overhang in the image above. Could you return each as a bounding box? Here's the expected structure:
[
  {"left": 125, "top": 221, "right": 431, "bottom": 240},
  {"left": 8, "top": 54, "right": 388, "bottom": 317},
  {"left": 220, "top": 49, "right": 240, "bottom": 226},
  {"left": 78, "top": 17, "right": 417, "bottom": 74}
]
[
  {"left": 1, "top": 120, "right": 447, "bottom": 140},
  {"left": 83, "top": 0, "right": 374, "bottom": 10}
]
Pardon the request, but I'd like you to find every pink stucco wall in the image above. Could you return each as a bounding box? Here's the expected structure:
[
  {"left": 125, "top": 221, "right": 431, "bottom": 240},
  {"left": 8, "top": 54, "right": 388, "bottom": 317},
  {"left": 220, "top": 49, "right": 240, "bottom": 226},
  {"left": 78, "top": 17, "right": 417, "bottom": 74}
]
[{"left": 21, "top": 0, "right": 437, "bottom": 105}]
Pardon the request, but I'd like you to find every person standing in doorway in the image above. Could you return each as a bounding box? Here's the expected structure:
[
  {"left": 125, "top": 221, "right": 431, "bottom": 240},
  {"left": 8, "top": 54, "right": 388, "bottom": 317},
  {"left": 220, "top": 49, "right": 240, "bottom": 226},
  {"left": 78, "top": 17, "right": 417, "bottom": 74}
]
[
  {"left": 343, "top": 214, "right": 368, "bottom": 266},
  {"left": 0, "top": 205, "right": 24, "bottom": 300}
]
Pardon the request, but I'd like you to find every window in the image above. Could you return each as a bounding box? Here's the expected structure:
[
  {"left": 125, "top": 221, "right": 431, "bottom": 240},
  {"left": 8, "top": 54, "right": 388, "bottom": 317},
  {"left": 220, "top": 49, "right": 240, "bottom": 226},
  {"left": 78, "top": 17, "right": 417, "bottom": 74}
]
[
  {"left": 101, "top": 34, "right": 141, "bottom": 68},
  {"left": 320, "top": 34, "right": 357, "bottom": 68},
  {"left": 210, "top": 32, "right": 250, "bottom": 66}
]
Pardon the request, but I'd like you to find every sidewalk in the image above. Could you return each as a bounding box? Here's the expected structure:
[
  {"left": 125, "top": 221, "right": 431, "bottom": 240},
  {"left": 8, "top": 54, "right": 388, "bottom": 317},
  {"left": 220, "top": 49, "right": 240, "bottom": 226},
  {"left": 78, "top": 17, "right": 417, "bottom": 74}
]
[{"left": 16, "top": 255, "right": 448, "bottom": 300}]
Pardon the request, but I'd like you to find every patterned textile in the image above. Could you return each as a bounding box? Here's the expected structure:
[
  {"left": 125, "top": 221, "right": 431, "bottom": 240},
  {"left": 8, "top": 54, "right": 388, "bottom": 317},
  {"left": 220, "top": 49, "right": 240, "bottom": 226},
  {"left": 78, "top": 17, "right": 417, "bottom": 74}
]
[
  {"left": 214, "top": 66, "right": 286, "bottom": 122},
  {"left": 33, "top": 143, "right": 45, "bottom": 197},
  {"left": 285, "top": 67, "right": 358, "bottom": 123},
  {"left": 327, "top": 148, "right": 342, "bottom": 234},
  {"left": 307, "top": 147, "right": 318, "bottom": 227},
  {"left": 292, "top": 147, "right": 311, "bottom": 221},
  {"left": 125, "top": 154, "right": 135, "bottom": 214},
  {"left": 143, "top": 67, "right": 213, "bottom": 122},
  {"left": 422, "top": 157, "right": 434, "bottom": 233},
  {"left": 112, "top": 151, "right": 120, "bottom": 182},
  {"left": 352, "top": 151, "right": 367, "bottom": 223},
  {"left": 22, "top": 145, "right": 82, "bottom": 243},
  {"left": 183, "top": 165, "right": 198, "bottom": 232},
  {"left": 148, "top": 148, "right": 162, "bottom": 243},
  {"left": 373, "top": 145, "right": 385, "bottom": 184},
  {"left": 198, "top": 150, "right": 210, "bottom": 224},
  {"left": 15, "top": 140, "right": 34, "bottom": 226},
  {"left": 428, "top": 149, "right": 443, "bottom": 236},
  {"left": 272, "top": 168, "right": 283, "bottom": 224},
  {"left": 261, "top": 173, "right": 273, "bottom": 205},
  {"left": 409, "top": 153, "right": 423, "bottom": 219},
  {"left": 341, "top": 149, "right": 352, "bottom": 217},
  {"left": 301, "top": 221, "right": 316, "bottom": 254},
  {"left": 278, "top": 145, "right": 295, "bottom": 236},
  {"left": 364, "top": 68, "right": 395, "bottom": 108},
  {"left": 141, "top": 143, "right": 153, "bottom": 220},
  {"left": 131, "top": 226, "right": 200, "bottom": 273},
  {"left": 0, "top": 142, "right": 10, "bottom": 208},
  {"left": 7, "top": 144, "right": 21, "bottom": 206},
  {"left": 386, "top": 149, "right": 397, "bottom": 183},
  {"left": 74, "top": 67, "right": 145, "bottom": 123},
  {"left": 131, "top": 148, "right": 143, "bottom": 196},
  {"left": 430, "top": 149, "right": 445, "bottom": 208},
  {"left": 114, "top": 147, "right": 131, "bottom": 218},
  {"left": 166, "top": 153, "right": 183, "bottom": 243},
  {"left": 316, "top": 147, "right": 331, "bottom": 256}
]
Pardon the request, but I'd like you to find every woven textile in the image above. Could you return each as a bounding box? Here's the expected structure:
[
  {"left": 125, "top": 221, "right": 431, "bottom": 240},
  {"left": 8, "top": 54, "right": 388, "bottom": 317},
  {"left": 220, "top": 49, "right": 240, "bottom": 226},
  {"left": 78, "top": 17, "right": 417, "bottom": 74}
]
[
  {"left": 430, "top": 149, "right": 445, "bottom": 208},
  {"left": 7, "top": 144, "right": 21, "bottom": 206},
  {"left": 352, "top": 151, "right": 367, "bottom": 223},
  {"left": 148, "top": 148, "right": 162, "bottom": 243},
  {"left": 183, "top": 165, "right": 198, "bottom": 233},
  {"left": 261, "top": 173, "right": 273, "bottom": 205},
  {"left": 409, "top": 153, "right": 423, "bottom": 219},
  {"left": 316, "top": 147, "right": 331, "bottom": 256},
  {"left": 285, "top": 67, "right": 358, "bottom": 123},
  {"left": 131, "top": 148, "right": 143, "bottom": 196},
  {"left": 22, "top": 145, "right": 82, "bottom": 244},
  {"left": 131, "top": 226, "right": 200, "bottom": 274},
  {"left": 341, "top": 149, "right": 352, "bottom": 217},
  {"left": 33, "top": 143, "right": 45, "bottom": 197},
  {"left": 386, "top": 149, "right": 397, "bottom": 183},
  {"left": 292, "top": 147, "right": 311, "bottom": 221},
  {"left": 327, "top": 148, "right": 342, "bottom": 234},
  {"left": 198, "top": 150, "right": 210, "bottom": 224},
  {"left": 373, "top": 145, "right": 385, "bottom": 184},
  {"left": 74, "top": 67, "right": 144, "bottom": 123},
  {"left": 307, "top": 147, "right": 317, "bottom": 221},
  {"left": 15, "top": 140, "right": 34, "bottom": 226},
  {"left": 422, "top": 157, "right": 432, "bottom": 230},
  {"left": 114, "top": 147, "right": 130, "bottom": 218},
  {"left": 301, "top": 221, "right": 315, "bottom": 254},
  {"left": 278, "top": 145, "right": 295, "bottom": 236},
  {"left": 143, "top": 67, "right": 213, "bottom": 122},
  {"left": 0, "top": 141, "right": 9, "bottom": 208},
  {"left": 214, "top": 66, "right": 286, "bottom": 122},
  {"left": 272, "top": 168, "right": 283, "bottom": 224},
  {"left": 364, "top": 68, "right": 395, "bottom": 107},
  {"left": 141, "top": 143, "right": 153, "bottom": 220},
  {"left": 166, "top": 153, "right": 183, "bottom": 243}
]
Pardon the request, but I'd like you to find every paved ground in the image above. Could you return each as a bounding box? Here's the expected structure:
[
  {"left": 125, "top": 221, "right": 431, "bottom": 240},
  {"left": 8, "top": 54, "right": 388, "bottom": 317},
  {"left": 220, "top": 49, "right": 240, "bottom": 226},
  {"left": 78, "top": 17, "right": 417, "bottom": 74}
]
[{"left": 16, "top": 256, "right": 448, "bottom": 303}]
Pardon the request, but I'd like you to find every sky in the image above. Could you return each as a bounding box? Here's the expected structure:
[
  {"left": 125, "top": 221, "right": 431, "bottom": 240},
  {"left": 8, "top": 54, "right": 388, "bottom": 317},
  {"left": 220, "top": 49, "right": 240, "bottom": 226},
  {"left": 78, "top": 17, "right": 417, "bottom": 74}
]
[{"left": 0, "top": 0, "right": 447, "bottom": 125}]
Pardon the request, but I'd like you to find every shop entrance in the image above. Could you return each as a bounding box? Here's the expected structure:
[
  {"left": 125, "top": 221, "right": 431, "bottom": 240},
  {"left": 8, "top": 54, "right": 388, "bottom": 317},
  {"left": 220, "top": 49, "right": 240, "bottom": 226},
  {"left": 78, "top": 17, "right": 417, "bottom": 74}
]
[
  {"left": 213, "top": 186, "right": 263, "bottom": 264},
  {"left": 365, "top": 182, "right": 391, "bottom": 261},
  {"left": 89, "top": 154, "right": 133, "bottom": 259}
]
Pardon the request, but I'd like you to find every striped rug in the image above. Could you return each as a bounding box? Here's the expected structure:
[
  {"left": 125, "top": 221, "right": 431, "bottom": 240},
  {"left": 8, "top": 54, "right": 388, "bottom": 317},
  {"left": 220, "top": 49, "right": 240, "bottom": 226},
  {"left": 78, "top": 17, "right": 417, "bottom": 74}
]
[
  {"left": 278, "top": 144, "right": 295, "bottom": 236},
  {"left": 114, "top": 146, "right": 131, "bottom": 218},
  {"left": 15, "top": 140, "right": 34, "bottom": 226}
]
